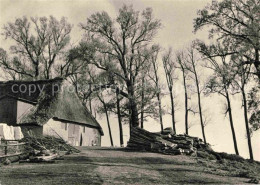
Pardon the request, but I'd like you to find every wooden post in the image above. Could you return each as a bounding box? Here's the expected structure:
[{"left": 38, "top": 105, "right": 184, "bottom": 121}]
[{"left": 4, "top": 140, "right": 8, "bottom": 155}]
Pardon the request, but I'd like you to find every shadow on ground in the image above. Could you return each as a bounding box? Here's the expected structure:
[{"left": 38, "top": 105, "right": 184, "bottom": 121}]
[{"left": 0, "top": 147, "right": 257, "bottom": 185}]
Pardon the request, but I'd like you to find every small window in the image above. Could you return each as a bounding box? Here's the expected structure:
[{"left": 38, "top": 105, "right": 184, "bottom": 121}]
[
  {"left": 65, "top": 123, "right": 68, "bottom": 131},
  {"left": 83, "top": 126, "right": 86, "bottom": 133}
]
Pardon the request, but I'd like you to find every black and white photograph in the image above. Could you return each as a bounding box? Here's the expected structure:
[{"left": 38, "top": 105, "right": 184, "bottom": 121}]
[{"left": 0, "top": 0, "right": 259, "bottom": 184}]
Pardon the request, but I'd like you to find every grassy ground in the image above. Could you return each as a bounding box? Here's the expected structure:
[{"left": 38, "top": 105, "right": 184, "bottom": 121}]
[{"left": 0, "top": 147, "right": 259, "bottom": 184}]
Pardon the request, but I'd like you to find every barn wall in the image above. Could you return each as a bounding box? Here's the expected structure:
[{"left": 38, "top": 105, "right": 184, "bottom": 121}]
[
  {"left": 43, "top": 119, "right": 68, "bottom": 141},
  {"left": 42, "top": 119, "right": 101, "bottom": 146},
  {"left": 79, "top": 126, "right": 101, "bottom": 146},
  {"left": 68, "top": 124, "right": 80, "bottom": 146},
  {"left": 0, "top": 97, "right": 17, "bottom": 124}
]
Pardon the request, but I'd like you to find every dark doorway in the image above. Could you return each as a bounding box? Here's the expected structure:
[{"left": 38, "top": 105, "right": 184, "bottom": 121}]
[{"left": 80, "top": 134, "right": 83, "bottom": 146}]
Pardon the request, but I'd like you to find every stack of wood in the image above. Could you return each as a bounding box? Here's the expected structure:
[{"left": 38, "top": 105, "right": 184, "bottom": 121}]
[
  {"left": 1, "top": 135, "right": 80, "bottom": 165},
  {"left": 21, "top": 135, "right": 80, "bottom": 154},
  {"left": 18, "top": 135, "right": 80, "bottom": 163},
  {"left": 127, "top": 127, "right": 210, "bottom": 156}
]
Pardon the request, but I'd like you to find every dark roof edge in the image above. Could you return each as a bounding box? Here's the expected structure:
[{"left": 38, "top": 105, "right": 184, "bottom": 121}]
[
  {"left": 17, "top": 123, "right": 39, "bottom": 126},
  {"left": 0, "top": 95, "right": 37, "bottom": 105},
  {"left": 17, "top": 117, "right": 104, "bottom": 136},
  {"left": 52, "top": 117, "right": 104, "bottom": 136},
  {"left": 82, "top": 102, "right": 103, "bottom": 130},
  {"left": 0, "top": 77, "right": 64, "bottom": 84}
]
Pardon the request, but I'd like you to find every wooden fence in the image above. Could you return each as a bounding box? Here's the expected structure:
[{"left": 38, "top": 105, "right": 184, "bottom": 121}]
[{"left": 0, "top": 139, "right": 27, "bottom": 157}]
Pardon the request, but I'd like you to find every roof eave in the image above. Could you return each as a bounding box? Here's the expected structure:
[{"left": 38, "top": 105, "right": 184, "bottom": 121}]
[
  {"left": 52, "top": 117, "right": 104, "bottom": 135},
  {"left": 0, "top": 95, "right": 37, "bottom": 105}
]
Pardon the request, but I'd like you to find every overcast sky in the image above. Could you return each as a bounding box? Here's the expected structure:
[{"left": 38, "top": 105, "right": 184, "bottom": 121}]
[{"left": 0, "top": 0, "right": 259, "bottom": 161}]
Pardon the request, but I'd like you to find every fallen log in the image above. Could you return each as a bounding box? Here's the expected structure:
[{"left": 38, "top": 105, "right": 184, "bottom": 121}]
[{"left": 0, "top": 153, "right": 29, "bottom": 165}]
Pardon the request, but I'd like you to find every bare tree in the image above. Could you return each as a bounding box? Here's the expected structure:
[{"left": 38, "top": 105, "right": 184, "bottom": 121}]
[
  {"left": 78, "top": 5, "right": 161, "bottom": 128},
  {"left": 232, "top": 57, "right": 254, "bottom": 160},
  {"left": 162, "top": 48, "right": 177, "bottom": 133},
  {"left": 149, "top": 45, "right": 164, "bottom": 132},
  {"left": 196, "top": 41, "right": 239, "bottom": 155},
  {"left": 76, "top": 65, "right": 115, "bottom": 147},
  {"left": 140, "top": 74, "right": 146, "bottom": 129},
  {"left": 175, "top": 51, "right": 189, "bottom": 135},
  {"left": 97, "top": 92, "right": 114, "bottom": 147},
  {"left": 116, "top": 87, "right": 124, "bottom": 146},
  {"left": 0, "top": 48, "right": 32, "bottom": 80},
  {"left": 1, "top": 16, "right": 72, "bottom": 80},
  {"left": 194, "top": 0, "right": 260, "bottom": 80},
  {"left": 185, "top": 46, "right": 207, "bottom": 143},
  {"left": 108, "top": 71, "right": 125, "bottom": 147},
  {"left": 139, "top": 70, "right": 158, "bottom": 129}
]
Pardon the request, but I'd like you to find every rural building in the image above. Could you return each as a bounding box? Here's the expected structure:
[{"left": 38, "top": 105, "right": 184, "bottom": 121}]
[{"left": 0, "top": 78, "right": 103, "bottom": 146}]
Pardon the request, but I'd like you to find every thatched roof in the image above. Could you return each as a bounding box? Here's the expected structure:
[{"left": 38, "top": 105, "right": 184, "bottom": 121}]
[{"left": 0, "top": 78, "right": 103, "bottom": 135}]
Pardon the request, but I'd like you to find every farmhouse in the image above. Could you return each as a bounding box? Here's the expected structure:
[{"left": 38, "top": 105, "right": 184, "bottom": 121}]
[{"left": 0, "top": 78, "right": 103, "bottom": 146}]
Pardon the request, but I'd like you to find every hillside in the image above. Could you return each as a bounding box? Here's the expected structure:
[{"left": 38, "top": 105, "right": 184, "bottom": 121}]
[{"left": 0, "top": 147, "right": 259, "bottom": 184}]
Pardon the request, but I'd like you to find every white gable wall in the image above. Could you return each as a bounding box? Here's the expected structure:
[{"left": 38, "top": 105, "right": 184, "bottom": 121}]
[
  {"left": 17, "top": 101, "right": 34, "bottom": 122},
  {"left": 43, "top": 119, "right": 68, "bottom": 141},
  {"left": 79, "top": 125, "right": 100, "bottom": 146},
  {"left": 43, "top": 118, "right": 101, "bottom": 146}
]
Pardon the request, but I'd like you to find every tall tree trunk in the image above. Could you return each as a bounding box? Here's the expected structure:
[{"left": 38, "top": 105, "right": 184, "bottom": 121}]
[
  {"left": 180, "top": 65, "right": 188, "bottom": 135},
  {"left": 183, "top": 75, "right": 189, "bottom": 135},
  {"left": 46, "top": 58, "right": 55, "bottom": 79},
  {"left": 34, "top": 63, "right": 39, "bottom": 80},
  {"left": 46, "top": 66, "right": 51, "bottom": 79},
  {"left": 129, "top": 108, "right": 132, "bottom": 132},
  {"left": 46, "top": 71, "right": 49, "bottom": 79},
  {"left": 89, "top": 84, "right": 93, "bottom": 115},
  {"left": 169, "top": 89, "right": 176, "bottom": 134},
  {"left": 116, "top": 89, "right": 124, "bottom": 147},
  {"left": 157, "top": 92, "right": 164, "bottom": 132},
  {"left": 197, "top": 90, "right": 206, "bottom": 143},
  {"left": 130, "top": 100, "right": 139, "bottom": 127},
  {"left": 140, "top": 76, "right": 145, "bottom": 129},
  {"left": 242, "top": 87, "right": 254, "bottom": 160},
  {"left": 127, "top": 81, "right": 139, "bottom": 128},
  {"left": 225, "top": 87, "right": 239, "bottom": 155},
  {"left": 104, "top": 103, "right": 113, "bottom": 147},
  {"left": 194, "top": 72, "right": 207, "bottom": 143},
  {"left": 129, "top": 97, "right": 139, "bottom": 128},
  {"left": 151, "top": 58, "right": 164, "bottom": 132},
  {"left": 189, "top": 50, "right": 206, "bottom": 143}
]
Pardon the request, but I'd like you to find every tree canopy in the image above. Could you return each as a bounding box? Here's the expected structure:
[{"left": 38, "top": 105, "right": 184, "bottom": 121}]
[
  {"left": 0, "top": 16, "right": 72, "bottom": 80},
  {"left": 194, "top": 0, "right": 260, "bottom": 80}
]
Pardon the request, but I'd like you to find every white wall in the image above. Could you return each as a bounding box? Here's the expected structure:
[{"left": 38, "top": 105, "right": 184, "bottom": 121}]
[
  {"left": 43, "top": 119, "right": 68, "bottom": 141},
  {"left": 79, "top": 126, "right": 101, "bottom": 146},
  {"left": 43, "top": 119, "right": 101, "bottom": 146},
  {"left": 17, "top": 101, "right": 34, "bottom": 121}
]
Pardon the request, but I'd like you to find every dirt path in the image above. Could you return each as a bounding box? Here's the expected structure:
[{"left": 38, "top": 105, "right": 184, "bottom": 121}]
[{"left": 0, "top": 147, "right": 252, "bottom": 184}]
